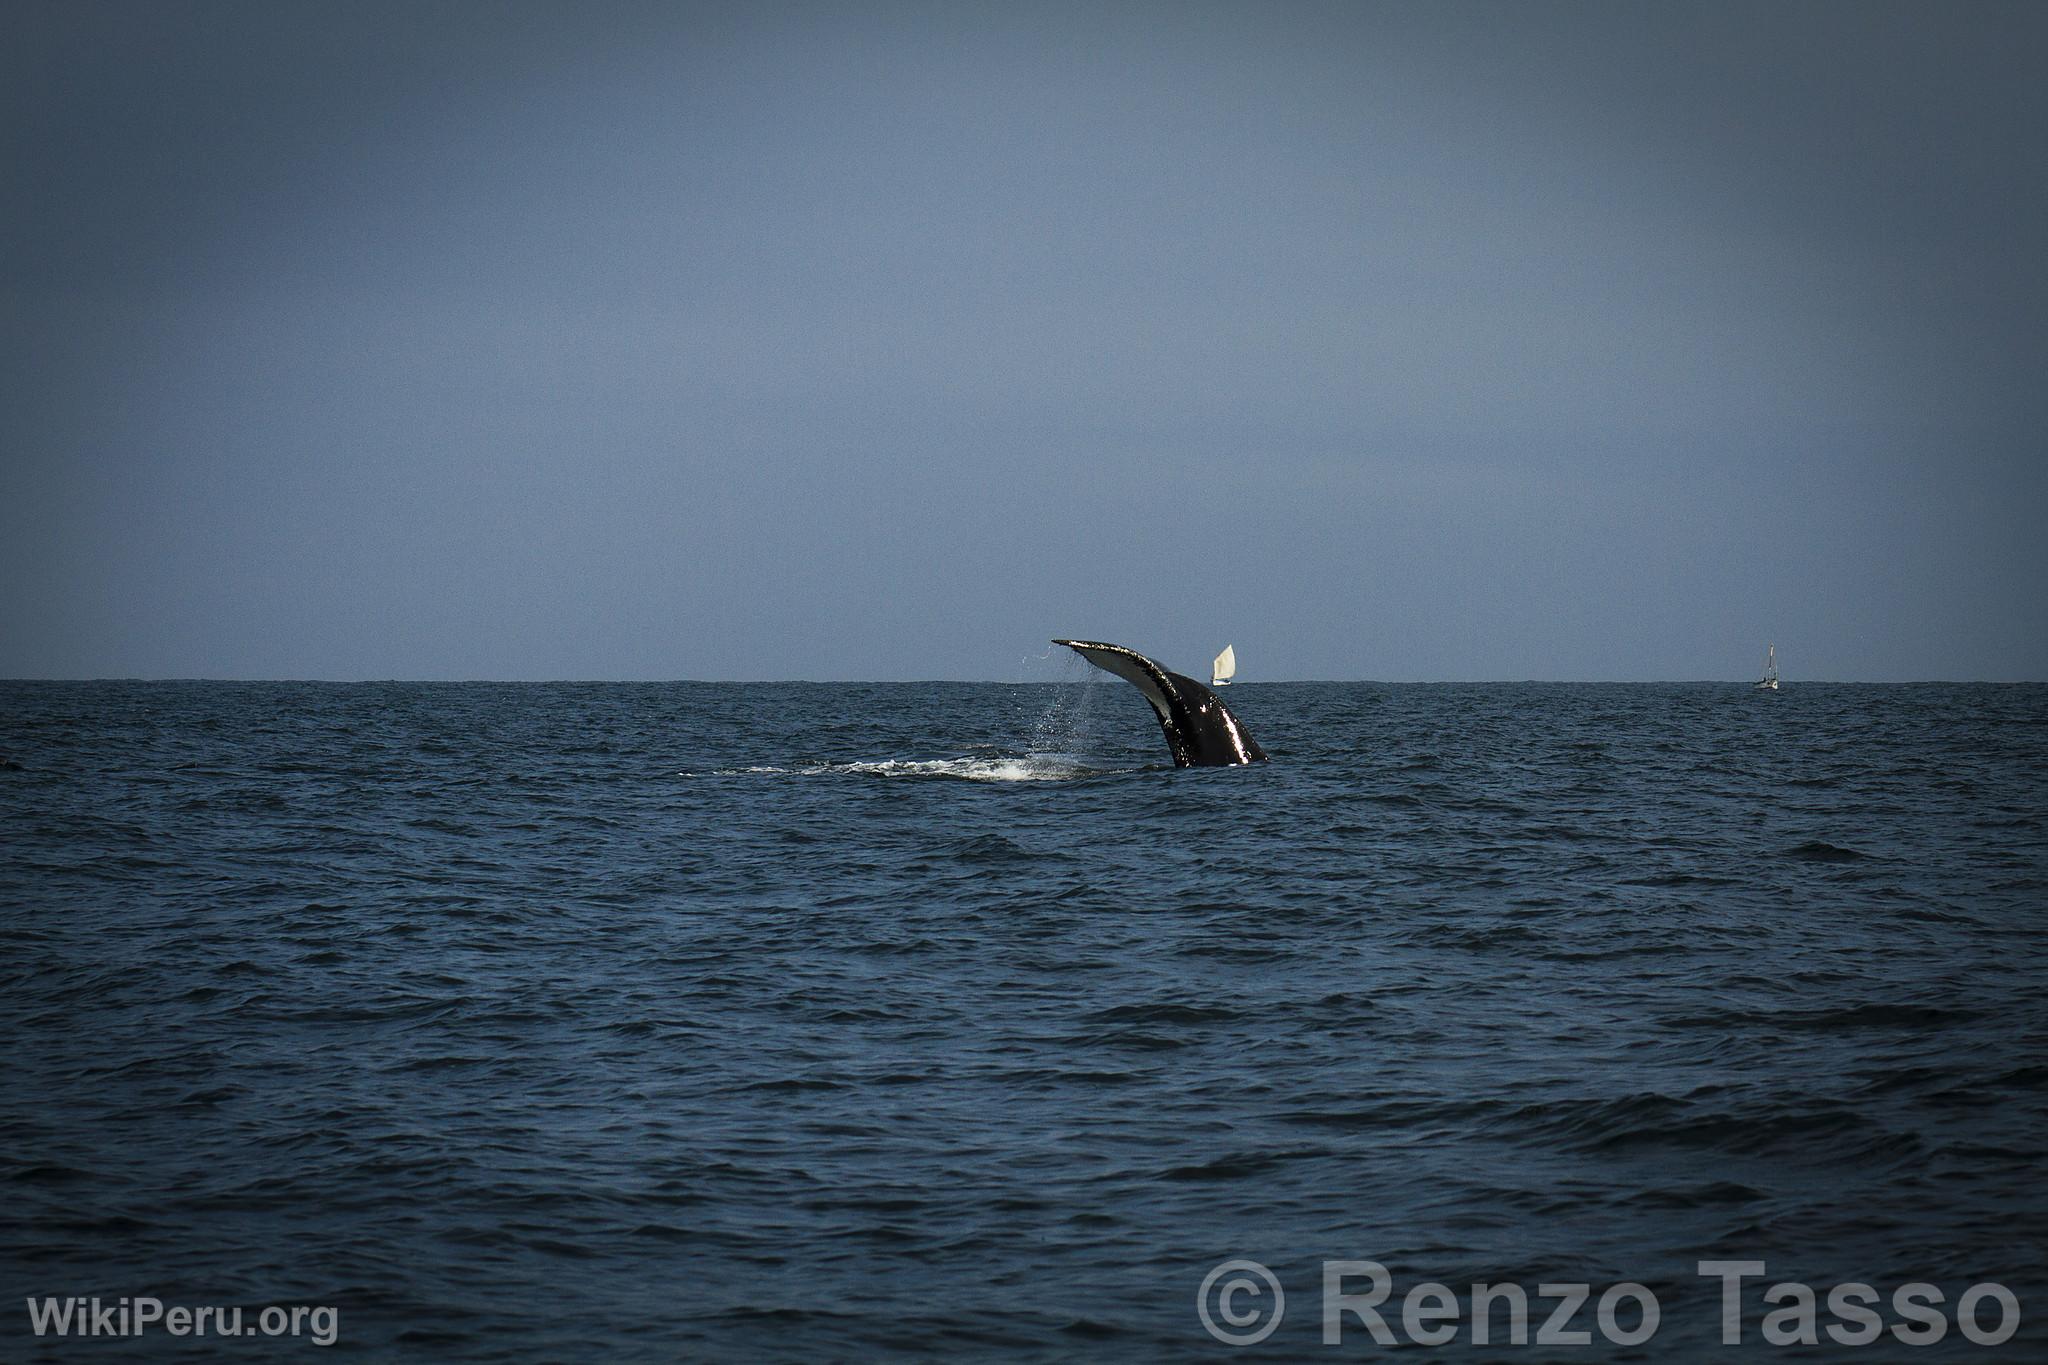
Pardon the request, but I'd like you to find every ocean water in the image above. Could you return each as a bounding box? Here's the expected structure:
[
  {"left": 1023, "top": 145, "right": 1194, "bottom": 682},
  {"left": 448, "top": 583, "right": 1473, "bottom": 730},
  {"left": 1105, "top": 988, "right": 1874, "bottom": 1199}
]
[{"left": 2, "top": 678, "right": 2044, "bottom": 1359}]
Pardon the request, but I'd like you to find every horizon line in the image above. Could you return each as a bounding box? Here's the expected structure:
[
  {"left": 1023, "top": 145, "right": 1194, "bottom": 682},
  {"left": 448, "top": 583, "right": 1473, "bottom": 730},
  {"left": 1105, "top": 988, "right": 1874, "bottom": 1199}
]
[{"left": 5, "top": 676, "right": 2043, "bottom": 687}]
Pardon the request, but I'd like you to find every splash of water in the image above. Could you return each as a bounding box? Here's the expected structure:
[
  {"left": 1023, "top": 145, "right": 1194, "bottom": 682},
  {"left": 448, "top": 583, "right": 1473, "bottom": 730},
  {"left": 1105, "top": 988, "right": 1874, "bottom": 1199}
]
[
  {"left": 690, "top": 756, "right": 1099, "bottom": 782},
  {"left": 1022, "top": 670, "right": 1104, "bottom": 766},
  {"left": 681, "top": 660, "right": 1128, "bottom": 782}
]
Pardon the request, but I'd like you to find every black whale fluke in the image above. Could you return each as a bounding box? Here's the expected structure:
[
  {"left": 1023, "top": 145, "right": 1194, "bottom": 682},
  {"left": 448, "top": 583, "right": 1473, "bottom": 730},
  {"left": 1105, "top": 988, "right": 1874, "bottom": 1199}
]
[{"left": 1052, "top": 639, "right": 1266, "bottom": 767}]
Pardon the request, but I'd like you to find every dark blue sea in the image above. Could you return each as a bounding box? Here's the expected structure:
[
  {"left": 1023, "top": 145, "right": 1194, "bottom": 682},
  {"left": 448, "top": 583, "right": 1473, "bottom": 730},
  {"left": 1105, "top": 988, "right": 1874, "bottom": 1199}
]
[{"left": 3, "top": 678, "right": 2044, "bottom": 1359}]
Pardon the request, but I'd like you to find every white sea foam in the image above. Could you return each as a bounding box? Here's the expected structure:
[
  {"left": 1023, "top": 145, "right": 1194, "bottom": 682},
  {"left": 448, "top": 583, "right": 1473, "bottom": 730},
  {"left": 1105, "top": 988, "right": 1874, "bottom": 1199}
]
[
  {"left": 679, "top": 680, "right": 1121, "bottom": 783},
  {"left": 684, "top": 755, "right": 1100, "bottom": 782}
]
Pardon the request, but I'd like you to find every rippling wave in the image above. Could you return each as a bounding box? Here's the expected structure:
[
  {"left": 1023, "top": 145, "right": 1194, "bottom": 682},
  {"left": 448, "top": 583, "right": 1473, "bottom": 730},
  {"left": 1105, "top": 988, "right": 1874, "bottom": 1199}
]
[{"left": 1, "top": 680, "right": 2044, "bottom": 1358}]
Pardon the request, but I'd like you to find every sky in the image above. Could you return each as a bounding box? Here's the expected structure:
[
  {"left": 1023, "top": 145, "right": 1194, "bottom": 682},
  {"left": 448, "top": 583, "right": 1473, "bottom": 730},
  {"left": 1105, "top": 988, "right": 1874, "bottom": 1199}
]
[{"left": 3, "top": 0, "right": 2043, "bottom": 681}]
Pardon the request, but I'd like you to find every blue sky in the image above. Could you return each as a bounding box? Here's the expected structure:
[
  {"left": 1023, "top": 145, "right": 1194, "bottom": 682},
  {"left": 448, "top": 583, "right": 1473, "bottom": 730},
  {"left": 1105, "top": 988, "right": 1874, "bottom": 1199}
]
[{"left": 4, "top": 0, "right": 2043, "bottom": 680}]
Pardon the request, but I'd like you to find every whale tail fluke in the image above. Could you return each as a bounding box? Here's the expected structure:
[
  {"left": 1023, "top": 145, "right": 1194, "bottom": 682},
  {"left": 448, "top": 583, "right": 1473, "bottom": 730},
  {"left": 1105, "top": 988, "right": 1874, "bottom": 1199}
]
[{"left": 1052, "top": 639, "right": 1265, "bottom": 767}]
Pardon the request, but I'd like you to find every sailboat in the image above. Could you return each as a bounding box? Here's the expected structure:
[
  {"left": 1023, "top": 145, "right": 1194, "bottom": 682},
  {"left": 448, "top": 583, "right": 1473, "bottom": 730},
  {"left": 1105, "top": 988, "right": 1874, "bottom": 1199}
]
[
  {"left": 1756, "top": 643, "right": 1780, "bottom": 691},
  {"left": 1211, "top": 645, "right": 1236, "bottom": 688}
]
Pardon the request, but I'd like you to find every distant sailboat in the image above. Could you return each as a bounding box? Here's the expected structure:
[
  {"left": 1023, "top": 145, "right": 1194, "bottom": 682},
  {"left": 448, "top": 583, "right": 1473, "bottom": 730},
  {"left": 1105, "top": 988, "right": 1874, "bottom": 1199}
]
[
  {"left": 1756, "top": 643, "right": 1780, "bottom": 691},
  {"left": 1211, "top": 645, "right": 1236, "bottom": 688}
]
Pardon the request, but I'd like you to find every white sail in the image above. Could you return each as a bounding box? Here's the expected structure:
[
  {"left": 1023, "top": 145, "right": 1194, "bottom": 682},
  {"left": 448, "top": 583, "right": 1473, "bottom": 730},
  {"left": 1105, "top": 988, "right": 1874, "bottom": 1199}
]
[
  {"left": 1211, "top": 645, "right": 1236, "bottom": 686},
  {"left": 1757, "top": 643, "right": 1779, "bottom": 689}
]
